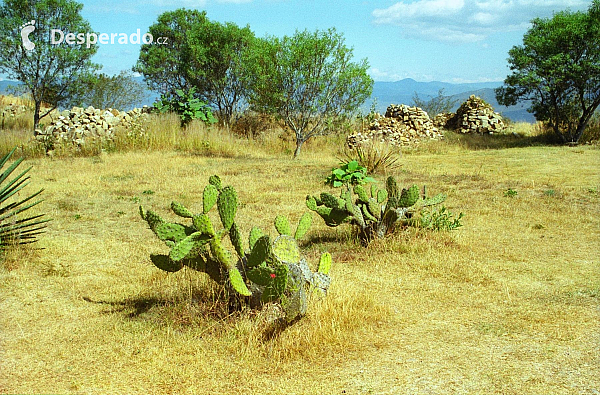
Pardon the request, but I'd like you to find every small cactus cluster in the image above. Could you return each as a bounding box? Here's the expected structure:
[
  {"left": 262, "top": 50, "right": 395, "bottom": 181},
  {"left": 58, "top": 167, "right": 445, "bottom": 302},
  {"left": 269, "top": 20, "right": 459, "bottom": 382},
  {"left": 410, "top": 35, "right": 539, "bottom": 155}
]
[
  {"left": 306, "top": 175, "right": 447, "bottom": 244},
  {"left": 139, "top": 175, "right": 332, "bottom": 321}
]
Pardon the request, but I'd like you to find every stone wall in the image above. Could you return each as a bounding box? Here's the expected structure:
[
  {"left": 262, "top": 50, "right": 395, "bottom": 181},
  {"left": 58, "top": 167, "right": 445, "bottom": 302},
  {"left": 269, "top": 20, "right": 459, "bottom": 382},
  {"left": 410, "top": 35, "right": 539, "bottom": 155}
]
[
  {"left": 445, "top": 95, "right": 504, "bottom": 134},
  {"left": 34, "top": 106, "right": 150, "bottom": 149},
  {"left": 347, "top": 104, "right": 442, "bottom": 148}
]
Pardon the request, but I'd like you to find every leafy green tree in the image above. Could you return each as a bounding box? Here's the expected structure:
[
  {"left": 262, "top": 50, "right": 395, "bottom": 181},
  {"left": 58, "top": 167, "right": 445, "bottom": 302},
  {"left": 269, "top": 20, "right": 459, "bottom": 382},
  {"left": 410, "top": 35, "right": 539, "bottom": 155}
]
[
  {"left": 247, "top": 28, "right": 373, "bottom": 158},
  {"left": 153, "top": 88, "right": 216, "bottom": 127},
  {"left": 134, "top": 9, "right": 255, "bottom": 125},
  {"left": 496, "top": 1, "right": 600, "bottom": 143},
  {"left": 412, "top": 88, "right": 457, "bottom": 117},
  {"left": 0, "top": 0, "right": 99, "bottom": 130},
  {"left": 67, "top": 70, "right": 148, "bottom": 110}
]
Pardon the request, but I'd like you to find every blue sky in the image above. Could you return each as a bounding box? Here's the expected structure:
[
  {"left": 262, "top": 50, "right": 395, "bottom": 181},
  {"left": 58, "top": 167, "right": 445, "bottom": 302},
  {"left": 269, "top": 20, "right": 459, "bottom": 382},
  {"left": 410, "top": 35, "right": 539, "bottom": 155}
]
[{"left": 19, "top": 0, "right": 598, "bottom": 83}]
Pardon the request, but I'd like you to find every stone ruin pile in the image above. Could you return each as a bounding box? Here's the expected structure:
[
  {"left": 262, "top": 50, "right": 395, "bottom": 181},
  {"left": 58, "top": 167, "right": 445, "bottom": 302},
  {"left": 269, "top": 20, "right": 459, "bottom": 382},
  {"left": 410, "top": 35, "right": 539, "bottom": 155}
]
[
  {"left": 444, "top": 95, "right": 505, "bottom": 134},
  {"left": 35, "top": 106, "right": 150, "bottom": 148},
  {"left": 1, "top": 102, "right": 29, "bottom": 118},
  {"left": 347, "top": 104, "right": 443, "bottom": 148}
]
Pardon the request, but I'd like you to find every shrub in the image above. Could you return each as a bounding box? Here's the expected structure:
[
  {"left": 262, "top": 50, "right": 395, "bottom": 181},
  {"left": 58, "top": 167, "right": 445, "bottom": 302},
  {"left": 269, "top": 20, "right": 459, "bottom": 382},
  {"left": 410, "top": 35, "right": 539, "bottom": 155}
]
[
  {"left": 337, "top": 140, "right": 402, "bottom": 175},
  {"left": 325, "top": 160, "right": 375, "bottom": 188},
  {"left": 418, "top": 206, "right": 463, "bottom": 231},
  {"left": 139, "top": 175, "right": 332, "bottom": 323},
  {"left": 153, "top": 88, "right": 217, "bottom": 127}
]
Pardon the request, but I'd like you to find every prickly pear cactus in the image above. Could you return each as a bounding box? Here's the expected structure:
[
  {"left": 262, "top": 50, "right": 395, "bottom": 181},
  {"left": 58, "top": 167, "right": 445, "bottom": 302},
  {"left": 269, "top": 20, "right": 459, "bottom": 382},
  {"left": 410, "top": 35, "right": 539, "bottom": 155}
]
[
  {"left": 306, "top": 175, "right": 447, "bottom": 245},
  {"left": 140, "top": 174, "right": 333, "bottom": 322}
]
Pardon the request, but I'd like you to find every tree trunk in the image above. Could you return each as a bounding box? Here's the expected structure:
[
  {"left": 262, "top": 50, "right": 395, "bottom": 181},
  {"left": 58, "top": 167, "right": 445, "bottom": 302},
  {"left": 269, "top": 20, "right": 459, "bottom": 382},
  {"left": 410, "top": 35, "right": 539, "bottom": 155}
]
[
  {"left": 293, "top": 139, "right": 304, "bottom": 159},
  {"left": 33, "top": 100, "right": 41, "bottom": 132}
]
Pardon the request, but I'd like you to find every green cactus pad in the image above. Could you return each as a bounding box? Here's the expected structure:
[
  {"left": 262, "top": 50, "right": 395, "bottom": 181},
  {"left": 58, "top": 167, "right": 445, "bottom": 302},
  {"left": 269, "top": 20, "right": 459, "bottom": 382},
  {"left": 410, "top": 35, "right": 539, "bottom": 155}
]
[
  {"left": 261, "top": 264, "right": 289, "bottom": 302},
  {"left": 345, "top": 199, "right": 366, "bottom": 228},
  {"left": 228, "top": 221, "right": 245, "bottom": 258},
  {"left": 318, "top": 252, "right": 332, "bottom": 275},
  {"left": 170, "top": 232, "right": 207, "bottom": 262},
  {"left": 315, "top": 205, "right": 333, "bottom": 217},
  {"left": 248, "top": 226, "right": 263, "bottom": 250},
  {"left": 306, "top": 195, "right": 318, "bottom": 211},
  {"left": 171, "top": 201, "right": 193, "bottom": 218},
  {"left": 155, "top": 223, "right": 189, "bottom": 243},
  {"left": 398, "top": 184, "right": 420, "bottom": 208},
  {"left": 294, "top": 212, "right": 312, "bottom": 240},
  {"left": 193, "top": 214, "right": 215, "bottom": 236},
  {"left": 421, "top": 193, "right": 447, "bottom": 207},
  {"left": 371, "top": 184, "right": 378, "bottom": 198},
  {"left": 324, "top": 209, "right": 351, "bottom": 227},
  {"left": 142, "top": 208, "right": 164, "bottom": 231},
  {"left": 386, "top": 176, "right": 399, "bottom": 198},
  {"left": 367, "top": 199, "right": 381, "bottom": 219},
  {"left": 272, "top": 235, "right": 301, "bottom": 264},
  {"left": 210, "top": 235, "right": 235, "bottom": 270},
  {"left": 247, "top": 235, "right": 271, "bottom": 268},
  {"left": 217, "top": 186, "right": 237, "bottom": 230},
  {"left": 228, "top": 268, "right": 251, "bottom": 296},
  {"left": 203, "top": 184, "right": 219, "bottom": 214},
  {"left": 320, "top": 192, "right": 342, "bottom": 209},
  {"left": 377, "top": 189, "right": 388, "bottom": 204},
  {"left": 361, "top": 204, "right": 378, "bottom": 222},
  {"left": 208, "top": 175, "right": 222, "bottom": 191},
  {"left": 247, "top": 265, "right": 276, "bottom": 286},
  {"left": 354, "top": 185, "right": 370, "bottom": 203},
  {"left": 150, "top": 254, "right": 183, "bottom": 272},
  {"left": 274, "top": 215, "right": 292, "bottom": 236}
]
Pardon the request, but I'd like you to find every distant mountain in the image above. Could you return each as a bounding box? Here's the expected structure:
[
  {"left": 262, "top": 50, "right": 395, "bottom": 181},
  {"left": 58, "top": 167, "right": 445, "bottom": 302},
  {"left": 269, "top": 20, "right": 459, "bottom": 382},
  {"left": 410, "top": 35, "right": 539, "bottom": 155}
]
[
  {"left": 1, "top": 77, "right": 536, "bottom": 123},
  {"left": 367, "top": 78, "right": 535, "bottom": 123}
]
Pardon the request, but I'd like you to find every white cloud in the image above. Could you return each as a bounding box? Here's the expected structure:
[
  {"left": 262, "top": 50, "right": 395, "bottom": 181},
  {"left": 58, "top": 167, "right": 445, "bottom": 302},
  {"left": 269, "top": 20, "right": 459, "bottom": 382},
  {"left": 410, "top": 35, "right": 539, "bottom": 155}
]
[{"left": 372, "top": 0, "right": 590, "bottom": 43}]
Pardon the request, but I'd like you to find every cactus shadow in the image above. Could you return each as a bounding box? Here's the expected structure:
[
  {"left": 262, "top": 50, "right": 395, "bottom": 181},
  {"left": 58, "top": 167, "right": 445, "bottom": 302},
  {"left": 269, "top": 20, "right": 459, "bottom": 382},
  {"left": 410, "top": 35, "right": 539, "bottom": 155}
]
[{"left": 82, "top": 296, "right": 163, "bottom": 318}]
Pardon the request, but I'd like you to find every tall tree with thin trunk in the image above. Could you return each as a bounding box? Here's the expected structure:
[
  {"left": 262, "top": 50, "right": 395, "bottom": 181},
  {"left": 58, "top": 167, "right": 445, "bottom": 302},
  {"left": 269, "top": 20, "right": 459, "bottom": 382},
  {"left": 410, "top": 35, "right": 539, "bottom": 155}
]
[
  {"left": 246, "top": 28, "right": 373, "bottom": 158},
  {"left": 0, "top": 0, "right": 99, "bottom": 130}
]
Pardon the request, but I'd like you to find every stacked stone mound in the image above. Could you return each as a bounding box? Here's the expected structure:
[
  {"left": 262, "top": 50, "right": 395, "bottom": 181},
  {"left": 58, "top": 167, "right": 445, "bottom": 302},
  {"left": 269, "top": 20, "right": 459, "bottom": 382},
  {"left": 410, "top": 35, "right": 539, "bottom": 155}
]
[
  {"left": 446, "top": 95, "right": 504, "bottom": 134},
  {"left": 35, "top": 105, "right": 150, "bottom": 148},
  {"left": 347, "top": 104, "right": 443, "bottom": 148}
]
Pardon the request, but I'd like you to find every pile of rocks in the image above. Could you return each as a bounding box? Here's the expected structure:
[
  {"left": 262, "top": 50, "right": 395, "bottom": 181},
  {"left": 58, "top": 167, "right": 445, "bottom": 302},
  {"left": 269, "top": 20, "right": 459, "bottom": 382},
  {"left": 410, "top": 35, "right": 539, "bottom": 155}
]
[
  {"left": 445, "top": 95, "right": 505, "bottom": 134},
  {"left": 347, "top": 104, "right": 443, "bottom": 148},
  {"left": 34, "top": 106, "right": 150, "bottom": 148}
]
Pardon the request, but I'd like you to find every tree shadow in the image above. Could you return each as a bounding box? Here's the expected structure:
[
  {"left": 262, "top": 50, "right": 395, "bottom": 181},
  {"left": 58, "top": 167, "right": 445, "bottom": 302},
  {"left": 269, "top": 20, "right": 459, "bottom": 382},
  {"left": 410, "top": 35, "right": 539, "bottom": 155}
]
[
  {"left": 444, "top": 131, "right": 560, "bottom": 150},
  {"left": 82, "top": 295, "right": 164, "bottom": 318}
]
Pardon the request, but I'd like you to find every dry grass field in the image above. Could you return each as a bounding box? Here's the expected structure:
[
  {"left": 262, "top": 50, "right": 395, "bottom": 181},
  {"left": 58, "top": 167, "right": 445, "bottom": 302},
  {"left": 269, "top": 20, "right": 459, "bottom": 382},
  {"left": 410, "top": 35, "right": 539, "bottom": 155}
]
[{"left": 0, "top": 124, "right": 599, "bottom": 394}]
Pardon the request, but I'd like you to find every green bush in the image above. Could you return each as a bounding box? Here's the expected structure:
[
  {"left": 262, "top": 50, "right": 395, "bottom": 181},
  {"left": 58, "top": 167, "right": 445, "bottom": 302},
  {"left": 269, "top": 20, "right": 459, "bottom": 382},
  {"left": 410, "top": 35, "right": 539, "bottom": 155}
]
[
  {"left": 325, "top": 160, "right": 375, "bottom": 187},
  {"left": 153, "top": 88, "right": 217, "bottom": 127}
]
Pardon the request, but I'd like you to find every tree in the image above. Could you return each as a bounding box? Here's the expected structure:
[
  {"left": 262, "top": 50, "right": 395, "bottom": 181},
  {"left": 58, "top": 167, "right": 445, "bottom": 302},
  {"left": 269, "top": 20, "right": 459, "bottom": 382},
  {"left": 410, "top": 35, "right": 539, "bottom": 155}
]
[
  {"left": 412, "top": 88, "right": 457, "bottom": 117},
  {"left": 134, "top": 10, "right": 255, "bottom": 125},
  {"left": 496, "top": 1, "right": 600, "bottom": 143},
  {"left": 0, "top": 0, "right": 99, "bottom": 130},
  {"left": 247, "top": 28, "right": 373, "bottom": 158},
  {"left": 66, "top": 70, "right": 149, "bottom": 110}
]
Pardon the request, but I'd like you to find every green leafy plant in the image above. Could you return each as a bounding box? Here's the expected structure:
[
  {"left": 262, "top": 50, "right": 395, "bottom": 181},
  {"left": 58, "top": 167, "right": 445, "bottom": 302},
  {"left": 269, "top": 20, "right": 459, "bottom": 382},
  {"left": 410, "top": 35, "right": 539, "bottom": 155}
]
[
  {"left": 325, "top": 160, "right": 375, "bottom": 188},
  {"left": 139, "top": 175, "right": 332, "bottom": 322},
  {"left": 0, "top": 148, "right": 50, "bottom": 248},
  {"left": 419, "top": 206, "right": 463, "bottom": 231},
  {"left": 504, "top": 188, "right": 518, "bottom": 198},
  {"left": 307, "top": 176, "right": 449, "bottom": 245},
  {"left": 153, "top": 87, "right": 217, "bottom": 127}
]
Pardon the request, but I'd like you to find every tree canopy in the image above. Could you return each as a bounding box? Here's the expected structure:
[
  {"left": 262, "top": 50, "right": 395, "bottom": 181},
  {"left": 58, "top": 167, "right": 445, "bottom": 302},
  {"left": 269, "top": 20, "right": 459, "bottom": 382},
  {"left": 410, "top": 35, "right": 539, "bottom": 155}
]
[
  {"left": 134, "top": 10, "right": 255, "bottom": 125},
  {"left": 0, "top": 0, "right": 99, "bottom": 129},
  {"left": 66, "top": 71, "right": 148, "bottom": 111},
  {"left": 246, "top": 28, "right": 373, "bottom": 158},
  {"left": 496, "top": 1, "right": 600, "bottom": 143}
]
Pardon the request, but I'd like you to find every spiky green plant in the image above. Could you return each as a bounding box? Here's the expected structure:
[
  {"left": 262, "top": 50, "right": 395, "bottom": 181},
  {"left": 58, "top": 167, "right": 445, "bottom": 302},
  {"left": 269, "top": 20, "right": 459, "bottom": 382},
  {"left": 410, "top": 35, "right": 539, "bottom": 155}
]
[
  {"left": 0, "top": 148, "right": 50, "bottom": 248},
  {"left": 140, "top": 175, "right": 332, "bottom": 322},
  {"left": 306, "top": 175, "right": 448, "bottom": 245}
]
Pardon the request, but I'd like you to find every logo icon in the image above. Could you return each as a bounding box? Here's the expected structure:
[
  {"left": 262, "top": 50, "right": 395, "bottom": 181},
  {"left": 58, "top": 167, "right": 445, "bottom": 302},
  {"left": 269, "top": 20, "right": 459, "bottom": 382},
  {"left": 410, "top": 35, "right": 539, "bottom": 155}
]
[{"left": 20, "top": 20, "right": 35, "bottom": 51}]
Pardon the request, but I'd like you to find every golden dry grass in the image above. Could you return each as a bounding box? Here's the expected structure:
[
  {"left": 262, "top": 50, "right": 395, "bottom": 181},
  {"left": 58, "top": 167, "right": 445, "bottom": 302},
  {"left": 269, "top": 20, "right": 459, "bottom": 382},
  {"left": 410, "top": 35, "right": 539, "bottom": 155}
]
[{"left": 0, "top": 131, "right": 599, "bottom": 394}]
